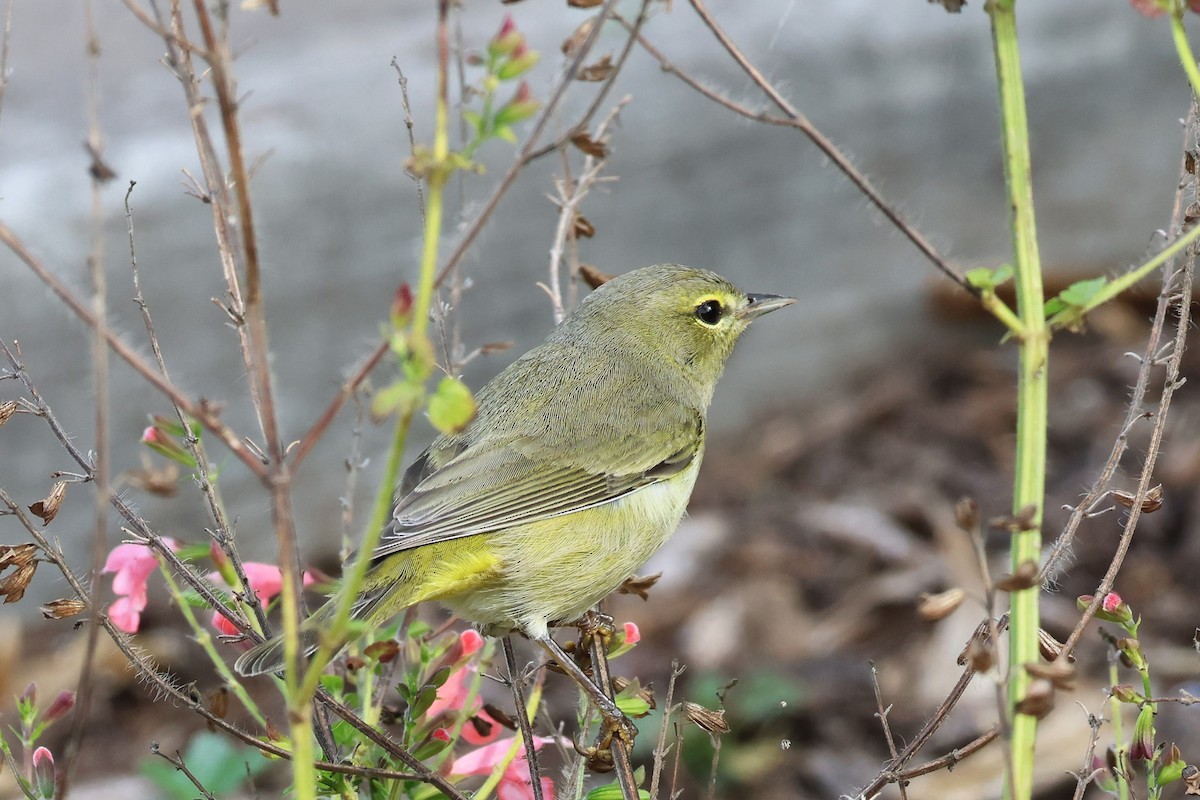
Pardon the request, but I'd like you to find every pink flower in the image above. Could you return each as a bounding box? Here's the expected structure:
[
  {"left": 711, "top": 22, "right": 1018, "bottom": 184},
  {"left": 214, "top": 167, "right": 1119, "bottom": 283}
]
[
  {"left": 426, "top": 634, "right": 502, "bottom": 746},
  {"left": 1102, "top": 592, "right": 1122, "bottom": 613},
  {"left": 31, "top": 746, "right": 55, "bottom": 797},
  {"left": 207, "top": 563, "right": 316, "bottom": 636},
  {"left": 460, "top": 629, "right": 484, "bottom": 655},
  {"left": 1130, "top": 0, "right": 1168, "bottom": 16},
  {"left": 623, "top": 622, "right": 641, "bottom": 645},
  {"left": 449, "top": 736, "right": 556, "bottom": 800},
  {"left": 103, "top": 539, "right": 179, "bottom": 633}
]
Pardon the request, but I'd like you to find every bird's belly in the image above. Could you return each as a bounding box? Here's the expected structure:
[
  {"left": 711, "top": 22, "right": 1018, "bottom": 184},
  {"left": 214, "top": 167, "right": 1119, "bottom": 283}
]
[{"left": 443, "top": 463, "right": 700, "bottom": 638}]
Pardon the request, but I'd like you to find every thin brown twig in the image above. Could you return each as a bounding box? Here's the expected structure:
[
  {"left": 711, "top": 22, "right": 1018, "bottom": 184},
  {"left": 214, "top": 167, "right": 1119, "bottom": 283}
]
[
  {"left": 0, "top": 487, "right": 406, "bottom": 784},
  {"left": 150, "top": 745, "right": 216, "bottom": 800},
  {"left": 0, "top": 220, "right": 265, "bottom": 478},
  {"left": 291, "top": 1, "right": 624, "bottom": 470},
  {"left": 123, "top": 181, "right": 271, "bottom": 638},
  {"left": 1057, "top": 107, "right": 1197, "bottom": 661},
  {"left": 1070, "top": 708, "right": 1106, "bottom": 800},
  {"left": 854, "top": 616, "right": 1006, "bottom": 799},
  {"left": 543, "top": 98, "right": 627, "bottom": 324},
  {"left": 0, "top": 351, "right": 461, "bottom": 793},
  {"left": 433, "top": 0, "right": 621, "bottom": 291},
  {"left": 503, "top": 637, "right": 544, "bottom": 800},
  {"left": 61, "top": 10, "right": 111, "bottom": 791},
  {"left": 1042, "top": 106, "right": 1198, "bottom": 588},
  {"left": 649, "top": 660, "right": 686, "bottom": 800},
  {"left": 586, "top": 621, "right": 639, "bottom": 800},
  {"left": 525, "top": 0, "right": 652, "bottom": 164},
  {"left": 289, "top": 343, "right": 388, "bottom": 470},
  {"left": 869, "top": 662, "right": 908, "bottom": 800},
  {"left": 893, "top": 727, "right": 1001, "bottom": 784},
  {"left": 621, "top": 3, "right": 971, "bottom": 294}
]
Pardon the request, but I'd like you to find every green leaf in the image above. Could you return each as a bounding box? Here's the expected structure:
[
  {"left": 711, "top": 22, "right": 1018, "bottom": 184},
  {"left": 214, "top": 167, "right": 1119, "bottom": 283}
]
[
  {"left": 616, "top": 695, "right": 652, "bottom": 718},
  {"left": 966, "top": 264, "right": 1012, "bottom": 290},
  {"left": 427, "top": 376, "right": 477, "bottom": 434},
  {"left": 585, "top": 784, "right": 651, "bottom": 800},
  {"left": 493, "top": 124, "right": 517, "bottom": 144},
  {"left": 371, "top": 381, "right": 424, "bottom": 421},
  {"left": 1057, "top": 276, "right": 1107, "bottom": 307},
  {"left": 408, "top": 684, "right": 440, "bottom": 721}
]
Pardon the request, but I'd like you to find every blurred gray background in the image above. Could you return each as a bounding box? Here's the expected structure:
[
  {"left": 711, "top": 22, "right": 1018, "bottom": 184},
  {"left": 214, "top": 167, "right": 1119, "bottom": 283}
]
[{"left": 0, "top": 2, "right": 1189, "bottom": 591}]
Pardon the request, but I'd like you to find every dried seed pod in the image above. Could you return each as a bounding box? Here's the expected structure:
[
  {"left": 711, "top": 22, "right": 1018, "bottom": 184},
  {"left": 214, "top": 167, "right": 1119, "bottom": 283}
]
[
  {"left": 29, "top": 481, "right": 67, "bottom": 526},
  {"left": 917, "top": 587, "right": 966, "bottom": 621},
  {"left": 579, "top": 264, "right": 616, "bottom": 290},
  {"left": 995, "top": 559, "right": 1040, "bottom": 592},
  {"left": 1014, "top": 678, "right": 1054, "bottom": 719},
  {"left": 1024, "top": 660, "right": 1076, "bottom": 690},
  {"left": 617, "top": 571, "right": 661, "bottom": 600},
  {"left": 954, "top": 497, "right": 979, "bottom": 531},
  {"left": 0, "top": 562, "right": 37, "bottom": 603},
  {"left": 682, "top": 701, "right": 730, "bottom": 735},
  {"left": 1110, "top": 484, "right": 1163, "bottom": 514},
  {"left": 41, "top": 598, "right": 86, "bottom": 619}
]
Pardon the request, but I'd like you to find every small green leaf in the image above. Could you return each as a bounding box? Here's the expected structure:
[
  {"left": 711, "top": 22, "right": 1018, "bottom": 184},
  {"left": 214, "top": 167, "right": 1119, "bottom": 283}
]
[
  {"left": 493, "top": 124, "right": 517, "bottom": 144},
  {"left": 411, "top": 735, "right": 452, "bottom": 761},
  {"left": 1157, "top": 757, "right": 1186, "bottom": 785},
  {"left": 1058, "top": 276, "right": 1107, "bottom": 307},
  {"left": 616, "top": 695, "right": 652, "bottom": 718},
  {"left": 371, "top": 381, "right": 424, "bottom": 421},
  {"left": 585, "top": 785, "right": 651, "bottom": 800},
  {"left": 966, "top": 264, "right": 1013, "bottom": 290},
  {"left": 408, "top": 684, "right": 440, "bottom": 721},
  {"left": 1042, "top": 297, "right": 1067, "bottom": 318},
  {"left": 427, "top": 376, "right": 477, "bottom": 434}
]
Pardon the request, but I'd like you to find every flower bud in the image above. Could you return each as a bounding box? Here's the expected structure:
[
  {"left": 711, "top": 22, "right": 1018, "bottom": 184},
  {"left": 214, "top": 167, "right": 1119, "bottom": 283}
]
[
  {"left": 32, "top": 746, "right": 55, "bottom": 798},
  {"left": 1110, "top": 684, "right": 1140, "bottom": 704},
  {"left": 497, "top": 43, "right": 540, "bottom": 81},
  {"left": 1130, "top": 705, "right": 1154, "bottom": 761},
  {"left": 493, "top": 82, "right": 540, "bottom": 126},
  {"left": 43, "top": 691, "right": 76, "bottom": 724},
  {"left": 1116, "top": 637, "right": 1145, "bottom": 670},
  {"left": 1157, "top": 743, "right": 1184, "bottom": 785},
  {"left": 488, "top": 16, "right": 523, "bottom": 59}
]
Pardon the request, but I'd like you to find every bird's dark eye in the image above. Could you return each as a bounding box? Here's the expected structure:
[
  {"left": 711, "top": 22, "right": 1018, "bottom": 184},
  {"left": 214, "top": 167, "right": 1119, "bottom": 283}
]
[{"left": 695, "top": 299, "right": 723, "bottom": 325}]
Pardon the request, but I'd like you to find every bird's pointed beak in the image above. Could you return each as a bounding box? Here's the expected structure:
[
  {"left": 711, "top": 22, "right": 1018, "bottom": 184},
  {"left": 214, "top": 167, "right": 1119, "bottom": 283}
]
[{"left": 738, "top": 293, "right": 796, "bottom": 320}]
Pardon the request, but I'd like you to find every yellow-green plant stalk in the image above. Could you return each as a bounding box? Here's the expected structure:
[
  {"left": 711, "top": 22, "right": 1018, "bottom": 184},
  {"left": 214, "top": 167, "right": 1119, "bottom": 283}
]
[{"left": 987, "top": 2, "right": 1045, "bottom": 797}]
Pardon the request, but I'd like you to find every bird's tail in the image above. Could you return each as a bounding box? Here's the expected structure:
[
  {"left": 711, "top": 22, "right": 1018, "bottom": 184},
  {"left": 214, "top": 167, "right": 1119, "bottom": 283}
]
[{"left": 233, "top": 583, "right": 393, "bottom": 677}]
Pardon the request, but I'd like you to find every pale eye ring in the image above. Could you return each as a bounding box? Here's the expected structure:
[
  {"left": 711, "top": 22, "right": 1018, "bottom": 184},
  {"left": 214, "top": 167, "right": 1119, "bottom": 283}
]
[{"left": 695, "top": 299, "right": 723, "bottom": 325}]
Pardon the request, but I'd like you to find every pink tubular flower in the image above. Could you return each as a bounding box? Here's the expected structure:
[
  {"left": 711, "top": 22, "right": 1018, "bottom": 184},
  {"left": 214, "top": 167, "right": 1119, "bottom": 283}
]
[
  {"left": 623, "top": 622, "right": 641, "bottom": 645},
  {"left": 1129, "top": 0, "right": 1168, "bottom": 16},
  {"left": 103, "top": 539, "right": 179, "bottom": 633},
  {"left": 31, "top": 746, "right": 55, "bottom": 797},
  {"left": 207, "top": 563, "right": 316, "bottom": 636},
  {"left": 1102, "top": 592, "right": 1122, "bottom": 613},
  {"left": 426, "top": 633, "right": 502, "bottom": 746},
  {"left": 449, "top": 736, "right": 556, "bottom": 800}
]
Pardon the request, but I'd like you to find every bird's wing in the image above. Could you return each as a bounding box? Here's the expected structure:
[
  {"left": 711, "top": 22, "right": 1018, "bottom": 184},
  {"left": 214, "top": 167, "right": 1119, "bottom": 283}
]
[{"left": 371, "top": 429, "right": 700, "bottom": 559}]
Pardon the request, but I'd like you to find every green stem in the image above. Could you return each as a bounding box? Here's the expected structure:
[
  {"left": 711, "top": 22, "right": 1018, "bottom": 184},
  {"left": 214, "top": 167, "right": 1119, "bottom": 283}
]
[
  {"left": 1109, "top": 662, "right": 1131, "bottom": 800},
  {"left": 1049, "top": 215, "right": 1200, "bottom": 327},
  {"left": 1171, "top": 6, "right": 1200, "bottom": 99},
  {"left": 296, "top": 0, "right": 453, "bottom": 734},
  {"left": 988, "top": 4, "right": 1046, "bottom": 798},
  {"left": 160, "top": 566, "right": 269, "bottom": 729}
]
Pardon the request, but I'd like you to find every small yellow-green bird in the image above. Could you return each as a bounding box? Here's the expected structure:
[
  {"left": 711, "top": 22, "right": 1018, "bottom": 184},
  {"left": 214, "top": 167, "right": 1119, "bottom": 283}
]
[{"left": 236, "top": 264, "right": 792, "bottom": 726}]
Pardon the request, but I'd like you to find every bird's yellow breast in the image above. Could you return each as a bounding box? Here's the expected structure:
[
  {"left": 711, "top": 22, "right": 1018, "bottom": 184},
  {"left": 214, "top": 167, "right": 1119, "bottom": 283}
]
[{"left": 440, "top": 457, "right": 702, "bottom": 639}]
